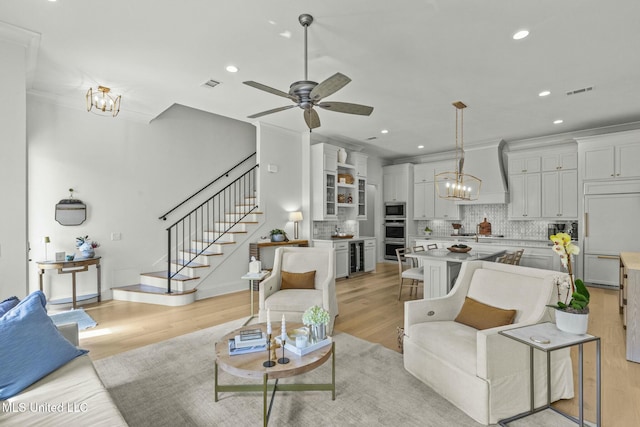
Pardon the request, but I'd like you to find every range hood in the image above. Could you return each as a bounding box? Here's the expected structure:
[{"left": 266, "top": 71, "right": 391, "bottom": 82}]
[{"left": 456, "top": 140, "right": 508, "bottom": 205}]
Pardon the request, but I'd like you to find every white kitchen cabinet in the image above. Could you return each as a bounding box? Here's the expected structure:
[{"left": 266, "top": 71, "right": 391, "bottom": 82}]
[
  {"left": 541, "top": 151, "right": 577, "bottom": 172},
  {"left": 357, "top": 177, "right": 367, "bottom": 219},
  {"left": 413, "top": 181, "right": 435, "bottom": 219},
  {"left": 383, "top": 164, "right": 412, "bottom": 202},
  {"left": 314, "top": 240, "right": 349, "bottom": 279},
  {"left": 351, "top": 152, "right": 368, "bottom": 178},
  {"left": 508, "top": 155, "right": 541, "bottom": 175},
  {"left": 311, "top": 144, "right": 340, "bottom": 220},
  {"left": 584, "top": 254, "right": 620, "bottom": 287},
  {"left": 414, "top": 163, "right": 435, "bottom": 183},
  {"left": 434, "top": 193, "right": 460, "bottom": 219},
  {"left": 541, "top": 169, "right": 578, "bottom": 219},
  {"left": 508, "top": 173, "right": 541, "bottom": 219},
  {"left": 364, "top": 239, "right": 376, "bottom": 272},
  {"left": 580, "top": 134, "right": 640, "bottom": 180},
  {"left": 336, "top": 162, "right": 357, "bottom": 210}
]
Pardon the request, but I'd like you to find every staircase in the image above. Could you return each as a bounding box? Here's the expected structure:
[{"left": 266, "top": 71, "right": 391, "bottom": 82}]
[{"left": 112, "top": 155, "right": 262, "bottom": 306}]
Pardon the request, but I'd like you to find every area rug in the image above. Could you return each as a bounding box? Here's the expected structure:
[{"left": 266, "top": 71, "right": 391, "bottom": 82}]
[
  {"left": 94, "top": 319, "right": 472, "bottom": 426},
  {"left": 94, "top": 320, "right": 577, "bottom": 427},
  {"left": 48, "top": 308, "right": 97, "bottom": 330}
]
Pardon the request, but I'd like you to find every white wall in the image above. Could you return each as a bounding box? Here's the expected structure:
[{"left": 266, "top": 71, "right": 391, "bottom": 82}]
[
  {"left": 27, "top": 100, "right": 256, "bottom": 301},
  {"left": 0, "top": 37, "right": 28, "bottom": 300}
]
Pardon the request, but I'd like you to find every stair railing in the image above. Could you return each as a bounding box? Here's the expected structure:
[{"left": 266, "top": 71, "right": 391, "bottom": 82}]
[
  {"left": 165, "top": 164, "right": 258, "bottom": 293},
  {"left": 158, "top": 152, "right": 257, "bottom": 221}
]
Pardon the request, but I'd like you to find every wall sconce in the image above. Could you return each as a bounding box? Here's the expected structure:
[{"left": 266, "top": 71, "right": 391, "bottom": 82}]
[
  {"left": 86, "top": 85, "right": 121, "bottom": 117},
  {"left": 289, "top": 211, "right": 303, "bottom": 239},
  {"left": 43, "top": 236, "right": 50, "bottom": 261}
]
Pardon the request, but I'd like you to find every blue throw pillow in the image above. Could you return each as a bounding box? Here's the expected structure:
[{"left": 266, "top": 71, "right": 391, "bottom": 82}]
[
  {"left": 0, "top": 291, "right": 88, "bottom": 399},
  {"left": 0, "top": 296, "right": 19, "bottom": 317}
]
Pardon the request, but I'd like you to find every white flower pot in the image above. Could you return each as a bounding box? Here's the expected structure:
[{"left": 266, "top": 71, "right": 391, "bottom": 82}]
[{"left": 555, "top": 309, "right": 589, "bottom": 335}]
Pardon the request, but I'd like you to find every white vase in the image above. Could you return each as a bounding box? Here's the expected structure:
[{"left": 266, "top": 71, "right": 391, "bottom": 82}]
[
  {"left": 555, "top": 309, "right": 589, "bottom": 335},
  {"left": 337, "top": 148, "right": 347, "bottom": 164}
]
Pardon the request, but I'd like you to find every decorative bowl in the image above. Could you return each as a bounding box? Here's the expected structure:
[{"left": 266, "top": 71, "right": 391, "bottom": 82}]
[{"left": 448, "top": 246, "right": 472, "bottom": 253}]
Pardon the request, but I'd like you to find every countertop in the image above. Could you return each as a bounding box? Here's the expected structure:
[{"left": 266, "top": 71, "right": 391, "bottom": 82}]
[
  {"left": 313, "top": 236, "right": 375, "bottom": 243},
  {"left": 409, "top": 234, "right": 566, "bottom": 248}
]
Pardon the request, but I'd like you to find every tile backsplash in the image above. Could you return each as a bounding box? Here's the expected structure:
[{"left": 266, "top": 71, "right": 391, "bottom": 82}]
[
  {"left": 313, "top": 204, "right": 576, "bottom": 240},
  {"left": 418, "top": 204, "right": 554, "bottom": 240}
]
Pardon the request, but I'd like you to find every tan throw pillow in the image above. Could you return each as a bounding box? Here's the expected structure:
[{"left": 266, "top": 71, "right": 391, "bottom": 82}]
[
  {"left": 454, "top": 297, "right": 517, "bottom": 330},
  {"left": 280, "top": 270, "right": 316, "bottom": 290}
]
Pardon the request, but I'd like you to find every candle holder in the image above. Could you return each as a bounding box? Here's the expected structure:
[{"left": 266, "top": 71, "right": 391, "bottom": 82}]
[
  {"left": 277, "top": 338, "right": 290, "bottom": 364},
  {"left": 263, "top": 334, "right": 276, "bottom": 368}
]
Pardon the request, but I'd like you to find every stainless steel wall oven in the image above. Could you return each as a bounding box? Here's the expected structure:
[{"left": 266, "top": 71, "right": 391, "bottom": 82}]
[{"left": 384, "top": 219, "right": 406, "bottom": 260}]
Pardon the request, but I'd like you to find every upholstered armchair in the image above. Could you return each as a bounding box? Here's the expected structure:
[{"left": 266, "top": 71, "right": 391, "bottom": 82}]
[
  {"left": 258, "top": 247, "right": 338, "bottom": 334},
  {"left": 403, "top": 261, "right": 574, "bottom": 425}
]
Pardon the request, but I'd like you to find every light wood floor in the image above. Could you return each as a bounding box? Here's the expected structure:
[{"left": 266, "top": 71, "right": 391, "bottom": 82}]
[{"left": 80, "top": 262, "right": 639, "bottom": 426}]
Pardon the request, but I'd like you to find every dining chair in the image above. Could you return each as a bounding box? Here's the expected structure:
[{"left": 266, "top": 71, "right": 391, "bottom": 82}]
[{"left": 396, "top": 247, "right": 424, "bottom": 300}]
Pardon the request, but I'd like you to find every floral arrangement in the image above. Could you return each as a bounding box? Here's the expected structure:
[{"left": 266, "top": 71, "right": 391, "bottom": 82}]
[
  {"left": 549, "top": 232, "right": 589, "bottom": 313},
  {"left": 302, "top": 305, "right": 330, "bottom": 325},
  {"left": 76, "top": 235, "right": 100, "bottom": 252}
]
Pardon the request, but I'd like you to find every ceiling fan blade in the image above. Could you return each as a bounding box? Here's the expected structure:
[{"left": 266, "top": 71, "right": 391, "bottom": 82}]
[
  {"left": 243, "top": 81, "right": 296, "bottom": 100},
  {"left": 304, "top": 109, "right": 321, "bottom": 129},
  {"left": 309, "top": 73, "right": 351, "bottom": 101},
  {"left": 247, "top": 105, "right": 296, "bottom": 119},
  {"left": 317, "top": 101, "right": 374, "bottom": 116}
]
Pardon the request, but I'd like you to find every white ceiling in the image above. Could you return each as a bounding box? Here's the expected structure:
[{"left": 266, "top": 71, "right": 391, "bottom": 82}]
[{"left": 2, "top": 0, "right": 640, "bottom": 159}]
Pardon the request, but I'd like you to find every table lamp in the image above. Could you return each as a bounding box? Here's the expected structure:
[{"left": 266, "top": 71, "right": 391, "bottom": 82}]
[{"left": 289, "top": 211, "right": 303, "bottom": 239}]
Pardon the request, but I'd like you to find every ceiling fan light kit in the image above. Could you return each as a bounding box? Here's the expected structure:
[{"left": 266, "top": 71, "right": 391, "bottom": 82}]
[
  {"left": 243, "top": 13, "right": 373, "bottom": 129},
  {"left": 435, "top": 101, "right": 482, "bottom": 201}
]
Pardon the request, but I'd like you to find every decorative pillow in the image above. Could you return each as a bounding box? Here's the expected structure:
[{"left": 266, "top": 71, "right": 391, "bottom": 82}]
[
  {"left": 0, "top": 290, "right": 88, "bottom": 399},
  {"left": 280, "top": 270, "right": 316, "bottom": 290},
  {"left": 0, "top": 296, "right": 19, "bottom": 318},
  {"left": 454, "top": 296, "right": 517, "bottom": 330}
]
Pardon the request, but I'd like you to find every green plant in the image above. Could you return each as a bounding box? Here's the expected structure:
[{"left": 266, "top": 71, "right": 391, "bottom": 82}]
[
  {"left": 548, "top": 232, "right": 589, "bottom": 313},
  {"left": 269, "top": 229, "right": 287, "bottom": 237},
  {"left": 302, "top": 305, "right": 330, "bottom": 325},
  {"left": 424, "top": 226, "right": 432, "bottom": 232}
]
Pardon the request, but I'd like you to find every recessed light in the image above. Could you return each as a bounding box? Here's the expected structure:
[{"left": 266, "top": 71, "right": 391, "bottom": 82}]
[
  {"left": 513, "top": 30, "right": 529, "bottom": 40},
  {"left": 381, "top": 129, "right": 389, "bottom": 134},
  {"left": 279, "top": 31, "right": 292, "bottom": 38},
  {"left": 538, "top": 90, "right": 551, "bottom": 97},
  {"left": 553, "top": 119, "right": 564, "bottom": 124},
  {"left": 418, "top": 145, "right": 424, "bottom": 149},
  {"left": 225, "top": 65, "right": 239, "bottom": 73},
  {"left": 268, "top": 20, "right": 277, "bottom": 25}
]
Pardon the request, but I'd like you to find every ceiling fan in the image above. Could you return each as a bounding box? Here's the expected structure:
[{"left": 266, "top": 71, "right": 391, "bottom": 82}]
[{"left": 243, "top": 13, "right": 374, "bottom": 130}]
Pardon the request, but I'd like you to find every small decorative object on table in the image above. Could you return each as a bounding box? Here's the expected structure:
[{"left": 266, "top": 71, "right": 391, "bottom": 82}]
[
  {"left": 447, "top": 244, "right": 471, "bottom": 253},
  {"left": 303, "top": 305, "right": 330, "bottom": 343},
  {"left": 548, "top": 232, "right": 590, "bottom": 334},
  {"left": 269, "top": 229, "right": 287, "bottom": 243},
  {"left": 263, "top": 309, "right": 276, "bottom": 367},
  {"left": 76, "top": 235, "right": 99, "bottom": 258},
  {"left": 278, "top": 314, "right": 289, "bottom": 364}
]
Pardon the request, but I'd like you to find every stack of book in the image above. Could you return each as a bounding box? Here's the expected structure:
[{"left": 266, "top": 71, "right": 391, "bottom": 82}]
[{"left": 228, "top": 328, "right": 267, "bottom": 356}]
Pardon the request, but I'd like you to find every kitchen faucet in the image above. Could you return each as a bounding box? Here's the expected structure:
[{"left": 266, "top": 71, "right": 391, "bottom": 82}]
[{"left": 475, "top": 224, "right": 480, "bottom": 242}]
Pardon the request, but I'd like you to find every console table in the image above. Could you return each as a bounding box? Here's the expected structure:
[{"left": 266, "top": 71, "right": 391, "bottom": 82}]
[
  {"left": 37, "top": 257, "right": 101, "bottom": 309},
  {"left": 249, "top": 239, "right": 309, "bottom": 262},
  {"left": 620, "top": 251, "right": 640, "bottom": 362}
]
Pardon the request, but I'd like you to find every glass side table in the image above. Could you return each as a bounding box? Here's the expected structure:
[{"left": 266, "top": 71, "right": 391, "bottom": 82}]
[{"left": 498, "top": 322, "right": 601, "bottom": 426}]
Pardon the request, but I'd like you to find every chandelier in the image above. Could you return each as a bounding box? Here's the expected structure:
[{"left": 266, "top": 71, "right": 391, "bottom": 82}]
[
  {"left": 435, "top": 101, "right": 481, "bottom": 201},
  {"left": 86, "top": 86, "right": 121, "bottom": 117}
]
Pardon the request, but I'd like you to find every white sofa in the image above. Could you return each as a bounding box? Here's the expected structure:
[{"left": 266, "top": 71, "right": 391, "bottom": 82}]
[
  {"left": 259, "top": 247, "right": 338, "bottom": 333},
  {"left": 3, "top": 323, "right": 127, "bottom": 426},
  {"left": 403, "top": 261, "right": 574, "bottom": 425}
]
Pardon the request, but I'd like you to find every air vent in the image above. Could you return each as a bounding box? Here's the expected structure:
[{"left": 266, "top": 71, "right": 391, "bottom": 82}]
[
  {"left": 566, "top": 86, "right": 594, "bottom": 96},
  {"left": 365, "top": 136, "right": 378, "bottom": 141},
  {"left": 202, "top": 79, "right": 221, "bottom": 89}
]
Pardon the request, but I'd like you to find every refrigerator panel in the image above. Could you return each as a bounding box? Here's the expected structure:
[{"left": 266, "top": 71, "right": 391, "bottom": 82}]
[{"left": 584, "top": 193, "right": 640, "bottom": 254}]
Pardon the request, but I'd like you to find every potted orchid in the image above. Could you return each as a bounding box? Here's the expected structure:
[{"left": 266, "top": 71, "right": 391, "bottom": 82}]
[
  {"left": 76, "top": 235, "right": 99, "bottom": 258},
  {"left": 548, "top": 232, "right": 590, "bottom": 334}
]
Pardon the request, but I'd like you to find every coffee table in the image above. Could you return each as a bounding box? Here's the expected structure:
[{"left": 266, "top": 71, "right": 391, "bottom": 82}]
[{"left": 214, "top": 323, "right": 335, "bottom": 426}]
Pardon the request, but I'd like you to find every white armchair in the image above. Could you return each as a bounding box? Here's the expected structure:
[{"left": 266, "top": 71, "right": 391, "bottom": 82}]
[
  {"left": 403, "top": 261, "right": 574, "bottom": 425},
  {"left": 258, "top": 247, "right": 338, "bottom": 333}
]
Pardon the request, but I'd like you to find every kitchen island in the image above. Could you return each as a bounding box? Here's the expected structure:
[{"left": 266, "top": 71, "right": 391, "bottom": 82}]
[{"left": 406, "top": 248, "right": 506, "bottom": 298}]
